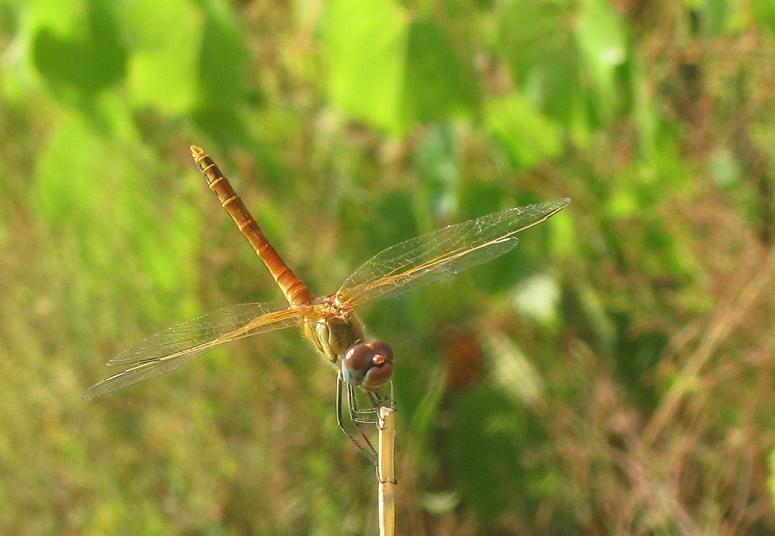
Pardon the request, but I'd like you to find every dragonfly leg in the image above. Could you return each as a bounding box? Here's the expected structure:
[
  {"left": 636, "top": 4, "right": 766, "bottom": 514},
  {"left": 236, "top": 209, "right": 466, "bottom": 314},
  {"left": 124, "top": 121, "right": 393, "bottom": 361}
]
[
  {"left": 349, "top": 383, "right": 395, "bottom": 425},
  {"left": 369, "top": 388, "right": 394, "bottom": 409},
  {"left": 349, "top": 383, "right": 380, "bottom": 424},
  {"left": 336, "top": 372, "right": 377, "bottom": 463},
  {"left": 349, "top": 384, "right": 371, "bottom": 423}
]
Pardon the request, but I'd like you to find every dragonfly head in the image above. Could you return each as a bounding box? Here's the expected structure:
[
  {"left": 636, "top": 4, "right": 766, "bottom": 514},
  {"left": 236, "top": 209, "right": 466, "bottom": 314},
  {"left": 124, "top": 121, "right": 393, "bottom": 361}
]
[{"left": 341, "top": 340, "right": 394, "bottom": 391}]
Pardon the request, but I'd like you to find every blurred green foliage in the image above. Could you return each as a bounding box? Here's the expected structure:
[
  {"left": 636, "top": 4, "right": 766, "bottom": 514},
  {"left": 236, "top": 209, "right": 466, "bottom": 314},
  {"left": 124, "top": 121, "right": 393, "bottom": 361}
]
[{"left": 2, "top": 0, "right": 775, "bottom": 534}]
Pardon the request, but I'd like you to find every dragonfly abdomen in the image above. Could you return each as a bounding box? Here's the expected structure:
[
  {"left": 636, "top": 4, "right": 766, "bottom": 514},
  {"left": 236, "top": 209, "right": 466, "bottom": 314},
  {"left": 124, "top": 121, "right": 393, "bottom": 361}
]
[{"left": 190, "top": 145, "right": 313, "bottom": 306}]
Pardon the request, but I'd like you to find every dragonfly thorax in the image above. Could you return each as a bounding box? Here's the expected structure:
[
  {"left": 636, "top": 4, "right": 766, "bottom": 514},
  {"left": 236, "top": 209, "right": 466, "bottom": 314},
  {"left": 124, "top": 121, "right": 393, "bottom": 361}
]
[
  {"left": 302, "top": 299, "right": 394, "bottom": 390},
  {"left": 304, "top": 298, "right": 365, "bottom": 365}
]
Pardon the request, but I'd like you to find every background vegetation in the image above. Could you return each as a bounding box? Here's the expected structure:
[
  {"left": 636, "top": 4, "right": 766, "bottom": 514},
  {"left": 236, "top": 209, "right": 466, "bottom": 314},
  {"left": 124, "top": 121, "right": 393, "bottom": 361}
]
[{"left": 2, "top": 0, "right": 775, "bottom": 534}]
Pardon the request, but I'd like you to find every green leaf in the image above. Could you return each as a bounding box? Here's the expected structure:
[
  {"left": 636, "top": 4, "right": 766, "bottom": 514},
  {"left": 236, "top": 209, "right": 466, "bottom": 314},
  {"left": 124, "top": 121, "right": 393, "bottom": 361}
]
[
  {"left": 33, "top": 111, "right": 201, "bottom": 314},
  {"left": 197, "top": 0, "right": 247, "bottom": 109},
  {"left": 413, "top": 125, "right": 459, "bottom": 220},
  {"left": 751, "top": 0, "right": 775, "bottom": 34},
  {"left": 499, "top": 1, "right": 587, "bottom": 136},
  {"left": 485, "top": 93, "right": 561, "bottom": 169},
  {"left": 190, "top": 0, "right": 249, "bottom": 146},
  {"left": 448, "top": 385, "right": 548, "bottom": 523},
  {"left": 31, "top": 0, "right": 126, "bottom": 97},
  {"left": 323, "top": 0, "right": 478, "bottom": 133},
  {"left": 25, "top": 0, "right": 83, "bottom": 37},
  {"left": 323, "top": 0, "right": 408, "bottom": 133},
  {"left": 632, "top": 60, "right": 689, "bottom": 188},
  {"left": 549, "top": 204, "right": 577, "bottom": 258},
  {"left": 401, "top": 18, "right": 478, "bottom": 123},
  {"left": 119, "top": 0, "right": 202, "bottom": 114},
  {"left": 607, "top": 187, "right": 639, "bottom": 218},
  {"left": 33, "top": 113, "right": 114, "bottom": 226},
  {"left": 703, "top": 0, "right": 729, "bottom": 35},
  {"left": 577, "top": 0, "right": 627, "bottom": 114}
]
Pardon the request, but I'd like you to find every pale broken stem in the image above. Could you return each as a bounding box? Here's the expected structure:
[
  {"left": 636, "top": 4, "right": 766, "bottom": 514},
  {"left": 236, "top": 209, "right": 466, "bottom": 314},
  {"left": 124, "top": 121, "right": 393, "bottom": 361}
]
[{"left": 377, "top": 405, "right": 396, "bottom": 536}]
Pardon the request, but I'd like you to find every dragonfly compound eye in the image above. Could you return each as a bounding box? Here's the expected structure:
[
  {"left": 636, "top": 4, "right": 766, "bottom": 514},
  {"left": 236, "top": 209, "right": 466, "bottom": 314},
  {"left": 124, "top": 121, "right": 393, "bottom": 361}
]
[{"left": 341, "top": 340, "right": 394, "bottom": 391}]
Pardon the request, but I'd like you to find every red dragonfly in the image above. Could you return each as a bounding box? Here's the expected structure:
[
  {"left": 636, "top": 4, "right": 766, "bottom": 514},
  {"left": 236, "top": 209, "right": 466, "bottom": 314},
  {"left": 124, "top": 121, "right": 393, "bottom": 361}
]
[{"left": 84, "top": 146, "right": 569, "bottom": 455}]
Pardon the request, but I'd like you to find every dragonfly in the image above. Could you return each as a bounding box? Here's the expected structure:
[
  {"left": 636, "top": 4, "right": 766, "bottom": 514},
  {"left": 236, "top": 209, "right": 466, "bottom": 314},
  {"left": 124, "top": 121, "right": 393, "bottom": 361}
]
[{"left": 84, "top": 145, "right": 570, "bottom": 458}]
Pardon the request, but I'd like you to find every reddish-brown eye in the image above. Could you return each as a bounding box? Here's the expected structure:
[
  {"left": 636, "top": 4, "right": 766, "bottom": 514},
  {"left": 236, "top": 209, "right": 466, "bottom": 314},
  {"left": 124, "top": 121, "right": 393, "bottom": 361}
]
[
  {"left": 342, "top": 344, "right": 374, "bottom": 386},
  {"left": 369, "top": 340, "right": 393, "bottom": 363},
  {"left": 341, "top": 340, "right": 394, "bottom": 390}
]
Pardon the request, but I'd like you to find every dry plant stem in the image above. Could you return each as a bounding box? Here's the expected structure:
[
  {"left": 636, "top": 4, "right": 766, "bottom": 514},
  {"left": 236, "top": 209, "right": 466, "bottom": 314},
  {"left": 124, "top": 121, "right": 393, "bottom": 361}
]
[
  {"left": 642, "top": 247, "right": 775, "bottom": 447},
  {"left": 378, "top": 405, "right": 396, "bottom": 536}
]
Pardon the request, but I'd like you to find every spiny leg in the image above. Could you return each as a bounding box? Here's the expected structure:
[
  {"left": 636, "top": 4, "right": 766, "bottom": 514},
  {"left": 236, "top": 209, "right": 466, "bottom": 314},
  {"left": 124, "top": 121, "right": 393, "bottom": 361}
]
[
  {"left": 336, "top": 372, "right": 377, "bottom": 462},
  {"left": 348, "top": 384, "right": 395, "bottom": 424},
  {"left": 348, "top": 383, "right": 380, "bottom": 425},
  {"left": 369, "top": 386, "right": 394, "bottom": 409}
]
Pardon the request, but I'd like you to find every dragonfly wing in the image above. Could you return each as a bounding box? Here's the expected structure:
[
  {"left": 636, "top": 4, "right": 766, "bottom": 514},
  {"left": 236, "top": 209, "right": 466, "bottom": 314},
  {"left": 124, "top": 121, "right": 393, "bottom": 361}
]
[
  {"left": 83, "top": 302, "right": 311, "bottom": 399},
  {"left": 338, "top": 198, "right": 570, "bottom": 307},
  {"left": 82, "top": 348, "right": 213, "bottom": 400}
]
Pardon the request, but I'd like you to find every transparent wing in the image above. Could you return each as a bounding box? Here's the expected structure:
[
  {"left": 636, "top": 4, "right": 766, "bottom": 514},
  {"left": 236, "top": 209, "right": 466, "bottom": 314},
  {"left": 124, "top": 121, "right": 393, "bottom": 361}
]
[
  {"left": 83, "top": 302, "right": 313, "bottom": 399},
  {"left": 338, "top": 198, "right": 570, "bottom": 307}
]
